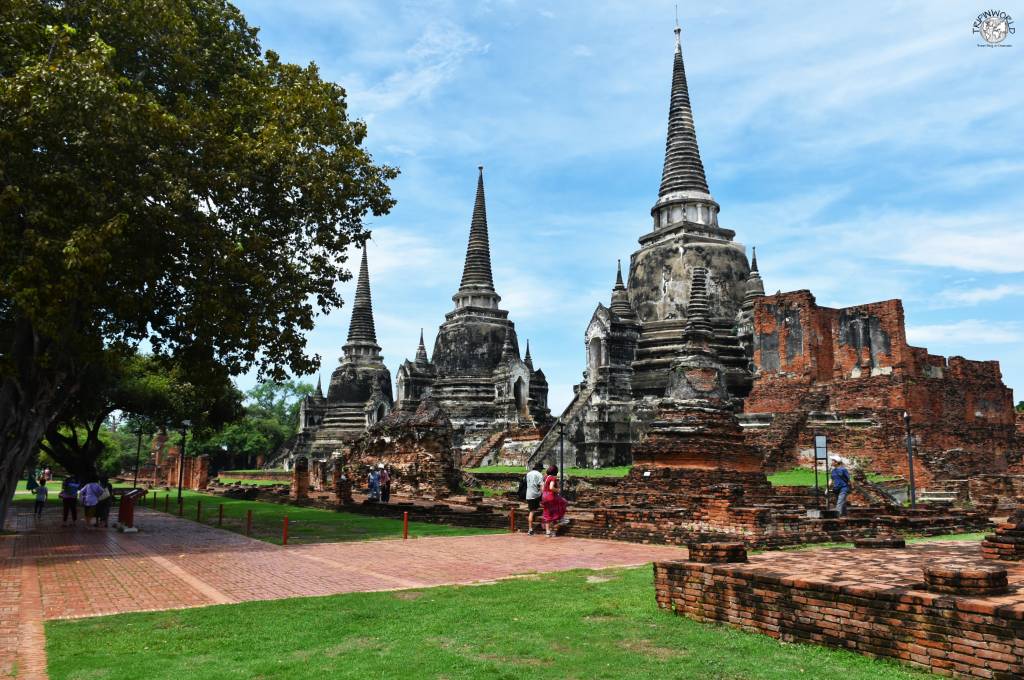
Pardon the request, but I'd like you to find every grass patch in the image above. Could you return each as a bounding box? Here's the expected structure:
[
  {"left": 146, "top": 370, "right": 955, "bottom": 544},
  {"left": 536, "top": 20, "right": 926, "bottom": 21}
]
[
  {"left": 46, "top": 566, "right": 930, "bottom": 680},
  {"left": 140, "top": 490, "right": 497, "bottom": 545},
  {"left": 469, "top": 465, "right": 632, "bottom": 478},
  {"left": 219, "top": 469, "right": 286, "bottom": 474},
  {"left": 214, "top": 477, "right": 286, "bottom": 487},
  {"left": 753, "top": 531, "right": 988, "bottom": 554},
  {"left": 768, "top": 468, "right": 900, "bottom": 487}
]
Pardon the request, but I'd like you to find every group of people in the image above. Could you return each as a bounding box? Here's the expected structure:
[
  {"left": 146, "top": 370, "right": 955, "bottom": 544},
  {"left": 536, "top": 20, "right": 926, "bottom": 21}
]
[
  {"left": 28, "top": 474, "right": 115, "bottom": 528},
  {"left": 523, "top": 462, "right": 570, "bottom": 537},
  {"left": 367, "top": 463, "right": 392, "bottom": 503}
]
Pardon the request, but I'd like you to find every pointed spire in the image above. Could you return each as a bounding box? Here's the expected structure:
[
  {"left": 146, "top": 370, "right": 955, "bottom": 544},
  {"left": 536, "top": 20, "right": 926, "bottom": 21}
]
[
  {"left": 458, "top": 166, "right": 496, "bottom": 292},
  {"left": 524, "top": 340, "right": 534, "bottom": 370},
  {"left": 610, "top": 260, "right": 634, "bottom": 318},
  {"left": 415, "top": 328, "right": 429, "bottom": 365},
  {"left": 346, "top": 246, "right": 377, "bottom": 344},
  {"left": 683, "top": 267, "right": 715, "bottom": 342},
  {"left": 315, "top": 375, "right": 324, "bottom": 398},
  {"left": 750, "top": 246, "right": 759, "bottom": 273},
  {"left": 744, "top": 247, "right": 765, "bottom": 302},
  {"left": 658, "top": 20, "right": 710, "bottom": 198},
  {"left": 500, "top": 328, "right": 518, "bottom": 363}
]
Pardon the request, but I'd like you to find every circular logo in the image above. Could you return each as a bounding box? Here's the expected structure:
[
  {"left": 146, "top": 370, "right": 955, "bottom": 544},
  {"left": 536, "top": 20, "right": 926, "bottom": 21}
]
[
  {"left": 980, "top": 15, "right": 1010, "bottom": 43},
  {"left": 973, "top": 10, "right": 1016, "bottom": 45}
]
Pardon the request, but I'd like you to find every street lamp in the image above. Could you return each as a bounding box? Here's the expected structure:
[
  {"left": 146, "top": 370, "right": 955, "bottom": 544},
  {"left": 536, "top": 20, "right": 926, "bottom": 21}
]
[
  {"left": 132, "top": 423, "right": 145, "bottom": 489},
  {"left": 177, "top": 419, "right": 192, "bottom": 502},
  {"left": 903, "top": 411, "right": 916, "bottom": 508}
]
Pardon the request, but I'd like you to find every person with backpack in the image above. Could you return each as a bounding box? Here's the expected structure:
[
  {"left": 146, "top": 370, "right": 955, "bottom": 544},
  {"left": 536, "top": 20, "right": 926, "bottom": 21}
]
[
  {"left": 523, "top": 462, "right": 544, "bottom": 536},
  {"left": 60, "top": 476, "right": 80, "bottom": 526},
  {"left": 79, "top": 478, "right": 108, "bottom": 528},
  {"left": 95, "top": 477, "right": 115, "bottom": 528},
  {"left": 367, "top": 468, "right": 380, "bottom": 502},
  {"left": 33, "top": 479, "right": 48, "bottom": 518}
]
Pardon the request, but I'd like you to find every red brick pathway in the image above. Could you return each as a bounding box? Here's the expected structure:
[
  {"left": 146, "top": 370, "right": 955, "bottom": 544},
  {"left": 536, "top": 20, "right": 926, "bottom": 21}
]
[{"left": 1, "top": 503, "right": 685, "bottom": 678}]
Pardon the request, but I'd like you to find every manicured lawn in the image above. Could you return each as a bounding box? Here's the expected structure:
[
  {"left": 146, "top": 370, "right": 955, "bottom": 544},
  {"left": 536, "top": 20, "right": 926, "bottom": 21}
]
[
  {"left": 46, "top": 566, "right": 929, "bottom": 680},
  {"left": 141, "top": 490, "right": 497, "bottom": 545},
  {"left": 755, "top": 531, "right": 988, "bottom": 554},
  {"left": 469, "top": 465, "right": 633, "bottom": 478},
  {"left": 214, "top": 477, "right": 286, "bottom": 487},
  {"left": 219, "top": 468, "right": 286, "bottom": 474},
  {"left": 768, "top": 467, "right": 900, "bottom": 487}
]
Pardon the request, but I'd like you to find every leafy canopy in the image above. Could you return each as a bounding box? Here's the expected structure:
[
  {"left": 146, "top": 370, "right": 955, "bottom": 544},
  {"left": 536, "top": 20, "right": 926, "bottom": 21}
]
[{"left": 0, "top": 0, "right": 398, "bottom": 381}]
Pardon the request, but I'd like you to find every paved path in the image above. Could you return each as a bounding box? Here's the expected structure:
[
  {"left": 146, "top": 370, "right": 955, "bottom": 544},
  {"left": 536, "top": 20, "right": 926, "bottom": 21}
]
[{"left": 1, "top": 503, "right": 686, "bottom": 679}]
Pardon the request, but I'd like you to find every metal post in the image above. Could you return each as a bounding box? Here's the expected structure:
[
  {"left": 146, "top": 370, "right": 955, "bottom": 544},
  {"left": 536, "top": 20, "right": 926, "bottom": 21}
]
[
  {"left": 558, "top": 420, "right": 565, "bottom": 492},
  {"left": 904, "top": 411, "right": 916, "bottom": 508},
  {"left": 176, "top": 421, "right": 190, "bottom": 503},
  {"left": 164, "top": 495, "right": 169, "bottom": 512},
  {"left": 218, "top": 503, "right": 224, "bottom": 526},
  {"left": 196, "top": 500, "right": 202, "bottom": 522},
  {"left": 132, "top": 427, "right": 143, "bottom": 489},
  {"left": 282, "top": 515, "right": 289, "bottom": 545},
  {"left": 510, "top": 508, "right": 516, "bottom": 533},
  {"left": 245, "top": 509, "right": 252, "bottom": 536},
  {"left": 402, "top": 511, "right": 409, "bottom": 540},
  {"left": 813, "top": 433, "right": 821, "bottom": 510}
]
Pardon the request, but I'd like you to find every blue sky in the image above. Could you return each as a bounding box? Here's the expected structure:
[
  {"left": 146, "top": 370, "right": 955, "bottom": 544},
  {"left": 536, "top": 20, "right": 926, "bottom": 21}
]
[{"left": 232, "top": 0, "right": 1023, "bottom": 413}]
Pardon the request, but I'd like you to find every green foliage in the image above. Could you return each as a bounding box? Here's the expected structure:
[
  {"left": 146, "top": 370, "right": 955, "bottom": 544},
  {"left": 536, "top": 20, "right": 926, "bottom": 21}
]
[
  {"left": 767, "top": 468, "right": 899, "bottom": 487},
  {"left": 469, "top": 465, "right": 633, "bottom": 478},
  {"left": 1016, "top": 400, "right": 1023, "bottom": 412},
  {"left": 46, "top": 567, "right": 930, "bottom": 679},
  {"left": 190, "top": 381, "right": 312, "bottom": 468}
]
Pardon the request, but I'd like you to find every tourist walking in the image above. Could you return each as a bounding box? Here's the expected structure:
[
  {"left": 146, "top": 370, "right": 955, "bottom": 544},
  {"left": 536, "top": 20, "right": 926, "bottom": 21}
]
[
  {"left": 541, "top": 465, "right": 569, "bottom": 537},
  {"left": 525, "top": 462, "right": 544, "bottom": 535},
  {"left": 95, "top": 477, "right": 115, "bottom": 528},
  {"left": 60, "top": 476, "right": 80, "bottom": 526},
  {"left": 33, "top": 479, "right": 48, "bottom": 518},
  {"left": 79, "top": 478, "right": 108, "bottom": 528},
  {"left": 379, "top": 464, "right": 391, "bottom": 503},
  {"left": 831, "top": 459, "right": 852, "bottom": 517},
  {"left": 367, "top": 467, "right": 381, "bottom": 502}
]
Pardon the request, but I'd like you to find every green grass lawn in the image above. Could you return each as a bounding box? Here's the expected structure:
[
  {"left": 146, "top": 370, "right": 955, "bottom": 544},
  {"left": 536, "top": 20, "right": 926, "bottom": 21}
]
[
  {"left": 469, "top": 465, "right": 633, "bottom": 478},
  {"left": 45, "top": 566, "right": 929, "bottom": 680},
  {"left": 214, "top": 477, "right": 287, "bottom": 487},
  {"left": 754, "top": 531, "right": 988, "bottom": 554},
  {"left": 767, "top": 467, "right": 900, "bottom": 487},
  {"left": 141, "top": 490, "right": 497, "bottom": 545}
]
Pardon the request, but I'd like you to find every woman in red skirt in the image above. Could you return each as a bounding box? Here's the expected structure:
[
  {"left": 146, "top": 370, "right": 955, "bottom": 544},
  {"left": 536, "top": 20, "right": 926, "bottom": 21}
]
[{"left": 541, "top": 465, "right": 569, "bottom": 537}]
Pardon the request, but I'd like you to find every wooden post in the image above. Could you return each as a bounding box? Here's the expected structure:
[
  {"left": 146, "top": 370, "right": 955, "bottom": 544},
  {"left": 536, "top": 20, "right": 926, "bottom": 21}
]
[
  {"left": 164, "top": 495, "right": 169, "bottom": 512},
  {"left": 177, "top": 499, "right": 183, "bottom": 517},
  {"left": 245, "top": 509, "right": 252, "bottom": 537},
  {"left": 510, "top": 508, "right": 516, "bottom": 533},
  {"left": 403, "top": 511, "right": 409, "bottom": 540},
  {"left": 218, "top": 503, "right": 224, "bottom": 526},
  {"left": 196, "top": 500, "right": 202, "bottom": 522},
  {"left": 282, "top": 515, "right": 289, "bottom": 545}
]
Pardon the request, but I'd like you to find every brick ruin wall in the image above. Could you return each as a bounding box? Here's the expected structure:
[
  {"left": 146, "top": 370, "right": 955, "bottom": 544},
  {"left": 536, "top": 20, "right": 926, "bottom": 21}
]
[
  {"left": 655, "top": 560, "right": 1024, "bottom": 679},
  {"left": 744, "top": 291, "right": 1019, "bottom": 485}
]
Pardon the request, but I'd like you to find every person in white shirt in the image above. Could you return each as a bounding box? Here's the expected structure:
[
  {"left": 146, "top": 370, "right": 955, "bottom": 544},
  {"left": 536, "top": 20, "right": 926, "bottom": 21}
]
[{"left": 525, "top": 462, "right": 544, "bottom": 536}]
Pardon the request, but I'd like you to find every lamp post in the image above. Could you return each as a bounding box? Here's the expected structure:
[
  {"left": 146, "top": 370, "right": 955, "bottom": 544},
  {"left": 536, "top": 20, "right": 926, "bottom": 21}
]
[
  {"left": 177, "top": 420, "right": 192, "bottom": 503},
  {"left": 132, "top": 424, "right": 144, "bottom": 489},
  {"left": 558, "top": 420, "right": 565, "bottom": 493},
  {"left": 903, "top": 411, "right": 916, "bottom": 508}
]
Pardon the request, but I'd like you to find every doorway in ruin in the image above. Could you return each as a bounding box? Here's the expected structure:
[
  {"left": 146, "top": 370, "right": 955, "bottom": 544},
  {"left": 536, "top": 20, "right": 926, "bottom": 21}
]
[
  {"left": 588, "top": 337, "right": 605, "bottom": 376},
  {"left": 513, "top": 377, "right": 527, "bottom": 415},
  {"left": 376, "top": 403, "right": 387, "bottom": 422}
]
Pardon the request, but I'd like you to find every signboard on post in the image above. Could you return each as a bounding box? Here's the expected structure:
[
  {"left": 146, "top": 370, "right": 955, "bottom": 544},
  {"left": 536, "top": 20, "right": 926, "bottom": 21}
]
[{"left": 814, "top": 435, "right": 828, "bottom": 460}]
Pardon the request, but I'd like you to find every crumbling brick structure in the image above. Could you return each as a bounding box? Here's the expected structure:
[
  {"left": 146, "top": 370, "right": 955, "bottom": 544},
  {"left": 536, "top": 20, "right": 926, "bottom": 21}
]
[
  {"left": 290, "top": 457, "right": 309, "bottom": 501},
  {"left": 743, "top": 291, "right": 1019, "bottom": 484},
  {"left": 349, "top": 396, "right": 460, "bottom": 499}
]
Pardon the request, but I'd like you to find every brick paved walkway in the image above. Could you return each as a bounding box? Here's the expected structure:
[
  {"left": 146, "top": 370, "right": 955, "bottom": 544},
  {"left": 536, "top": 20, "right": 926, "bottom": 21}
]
[{"left": 1, "top": 502, "right": 686, "bottom": 679}]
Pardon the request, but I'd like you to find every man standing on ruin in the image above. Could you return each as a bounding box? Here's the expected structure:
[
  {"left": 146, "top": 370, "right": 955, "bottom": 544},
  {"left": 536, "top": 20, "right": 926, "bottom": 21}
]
[
  {"left": 525, "top": 462, "right": 544, "bottom": 536},
  {"left": 831, "top": 458, "right": 851, "bottom": 517}
]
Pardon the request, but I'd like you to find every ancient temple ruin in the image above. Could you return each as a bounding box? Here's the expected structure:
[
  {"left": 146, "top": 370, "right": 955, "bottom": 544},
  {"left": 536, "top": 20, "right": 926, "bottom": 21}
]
[
  {"left": 396, "top": 167, "right": 552, "bottom": 458},
  {"left": 274, "top": 246, "right": 393, "bottom": 467},
  {"left": 539, "top": 22, "right": 1020, "bottom": 482}
]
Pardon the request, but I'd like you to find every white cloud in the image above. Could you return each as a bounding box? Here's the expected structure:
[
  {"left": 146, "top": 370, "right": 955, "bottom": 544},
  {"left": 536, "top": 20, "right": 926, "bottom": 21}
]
[
  {"left": 940, "top": 284, "right": 1024, "bottom": 306},
  {"left": 907, "top": 319, "right": 1023, "bottom": 346}
]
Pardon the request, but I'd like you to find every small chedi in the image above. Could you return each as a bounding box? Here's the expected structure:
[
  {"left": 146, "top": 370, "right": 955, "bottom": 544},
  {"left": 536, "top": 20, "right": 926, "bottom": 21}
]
[
  {"left": 396, "top": 168, "right": 552, "bottom": 463},
  {"left": 275, "top": 246, "right": 393, "bottom": 468},
  {"left": 537, "top": 21, "right": 1020, "bottom": 488}
]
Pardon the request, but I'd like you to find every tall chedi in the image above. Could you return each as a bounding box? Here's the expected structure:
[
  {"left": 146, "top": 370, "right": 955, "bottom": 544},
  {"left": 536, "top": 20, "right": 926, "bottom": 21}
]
[
  {"left": 399, "top": 167, "right": 550, "bottom": 453},
  {"left": 536, "top": 18, "right": 761, "bottom": 470},
  {"left": 280, "top": 245, "right": 393, "bottom": 467}
]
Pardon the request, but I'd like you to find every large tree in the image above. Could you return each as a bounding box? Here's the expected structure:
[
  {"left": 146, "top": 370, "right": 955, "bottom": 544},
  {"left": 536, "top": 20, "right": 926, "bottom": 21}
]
[{"left": 0, "top": 0, "right": 397, "bottom": 518}]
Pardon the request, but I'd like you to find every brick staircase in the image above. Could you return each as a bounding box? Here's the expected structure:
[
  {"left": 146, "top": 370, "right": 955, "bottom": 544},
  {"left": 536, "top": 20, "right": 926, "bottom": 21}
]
[
  {"left": 919, "top": 479, "right": 967, "bottom": 505},
  {"left": 528, "top": 382, "right": 596, "bottom": 467},
  {"left": 462, "top": 431, "right": 507, "bottom": 469}
]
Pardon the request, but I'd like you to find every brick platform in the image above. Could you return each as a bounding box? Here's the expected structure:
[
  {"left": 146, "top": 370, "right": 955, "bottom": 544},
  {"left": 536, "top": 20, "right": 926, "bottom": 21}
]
[
  {"left": 1, "top": 502, "right": 685, "bottom": 679},
  {"left": 655, "top": 541, "right": 1024, "bottom": 678}
]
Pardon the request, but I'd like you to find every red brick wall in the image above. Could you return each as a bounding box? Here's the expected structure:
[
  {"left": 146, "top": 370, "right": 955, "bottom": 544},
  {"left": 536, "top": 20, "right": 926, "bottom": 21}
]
[
  {"left": 745, "top": 291, "right": 1019, "bottom": 482},
  {"left": 655, "top": 560, "right": 1024, "bottom": 678}
]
